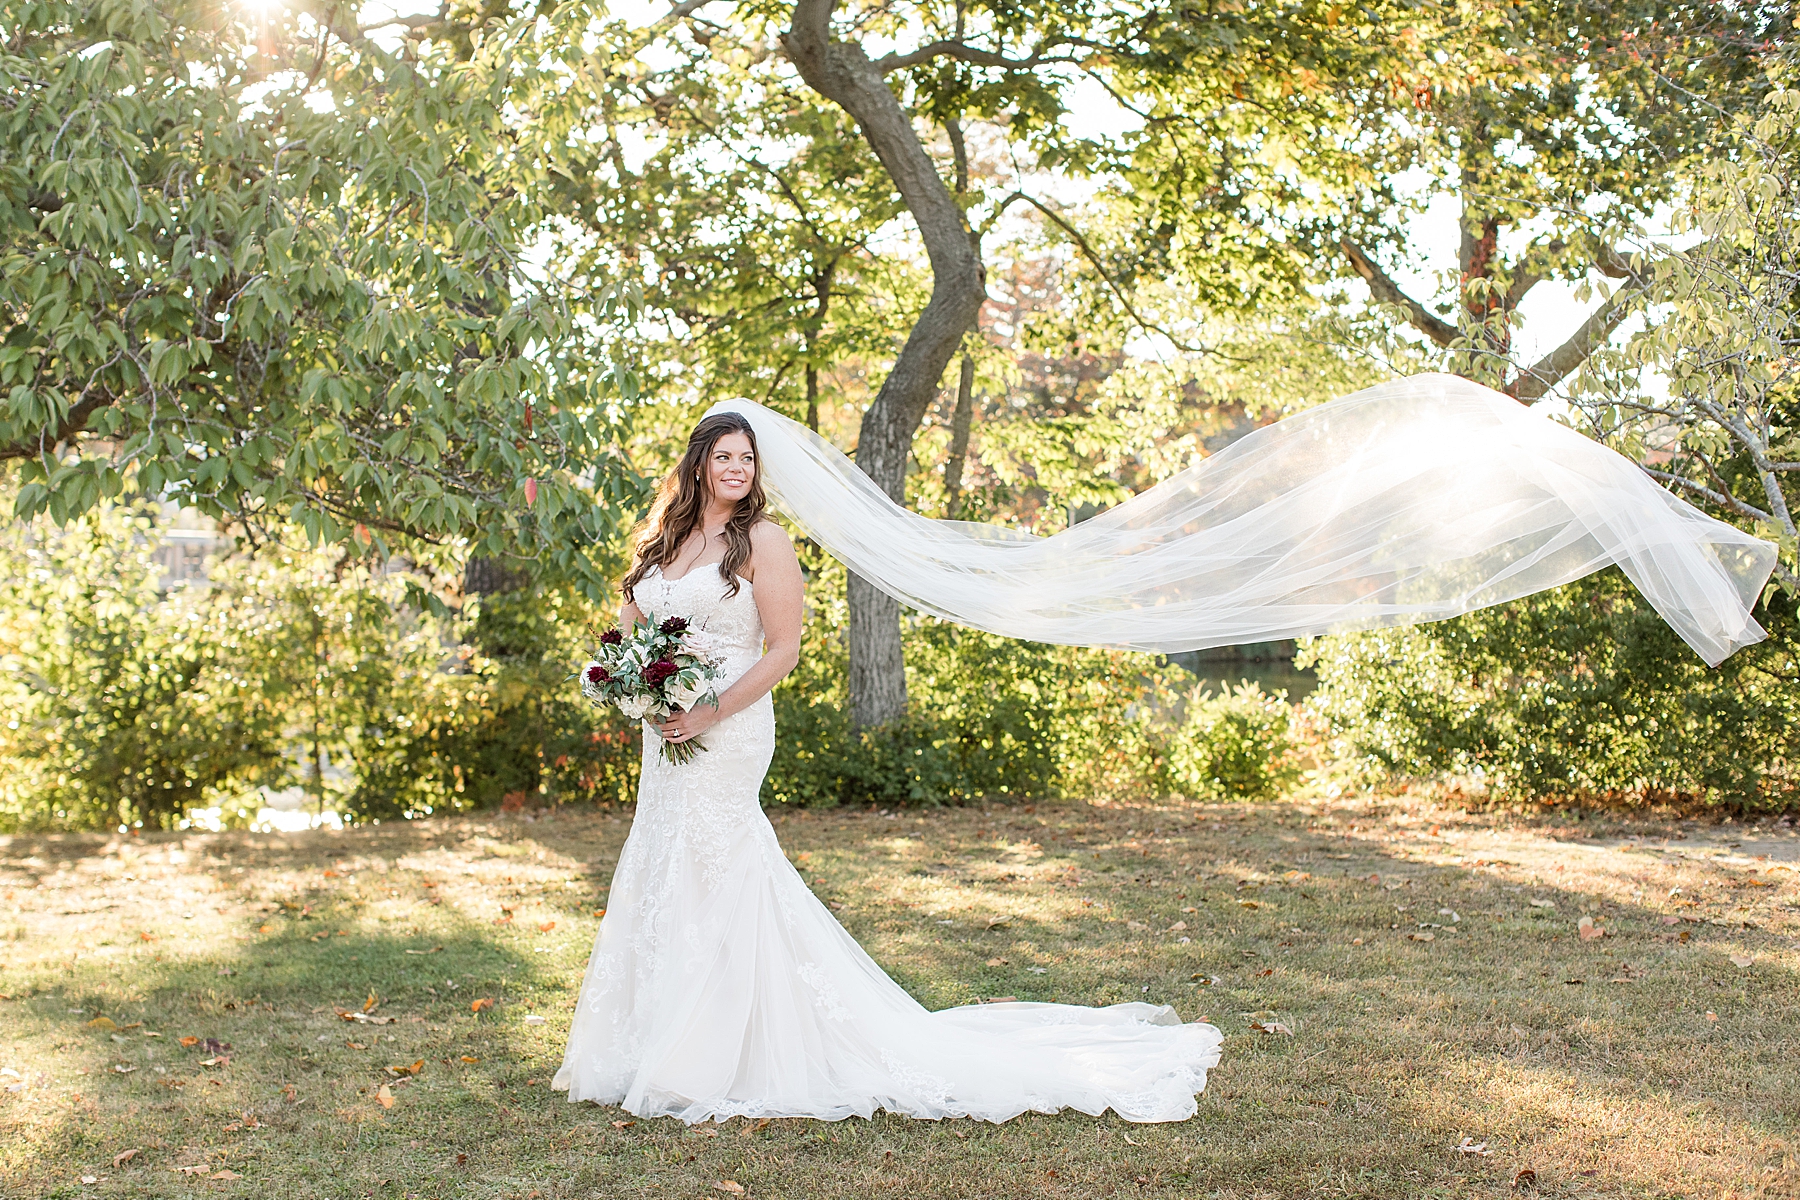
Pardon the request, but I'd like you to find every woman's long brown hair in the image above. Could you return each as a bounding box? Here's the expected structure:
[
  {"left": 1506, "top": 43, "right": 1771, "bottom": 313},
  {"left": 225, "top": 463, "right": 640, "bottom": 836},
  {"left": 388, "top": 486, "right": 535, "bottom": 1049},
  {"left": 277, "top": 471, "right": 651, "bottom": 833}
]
[{"left": 621, "top": 411, "right": 766, "bottom": 602}]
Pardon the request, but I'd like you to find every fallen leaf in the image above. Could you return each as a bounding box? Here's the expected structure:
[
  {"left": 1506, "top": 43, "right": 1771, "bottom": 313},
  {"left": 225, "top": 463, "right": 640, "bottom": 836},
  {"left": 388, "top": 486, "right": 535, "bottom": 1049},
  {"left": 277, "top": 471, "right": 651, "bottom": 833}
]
[
  {"left": 87, "top": 1016, "right": 117, "bottom": 1030},
  {"left": 375, "top": 1084, "right": 394, "bottom": 1108},
  {"left": 1456, "top": 1137, "right": 1492, "bottom": 1156},
  {"left": 346, "top": 1041, "right": 367, "bottom": 1051},
  {"left": 1659, "top": 915, "right": 1680, "bottom": 925},
  {"left": 175, "top": 1164, "right": 210, "bottom": 1174},
  {"left": 1237, "top": 900, "right": 1260, "bottom": 909},
  {"left": 1577, "top": 916, "right": 1606, "bottom": 941},
  {"left": 713, "top": 1183, "right": 746, "bottom": 1196},
  {"left": 1512, "top": 1167, "right": 1537, "bottom": 1191},
  {"left": 1254, "top": 967, "right": 1274, "bottom": 977},
  {"left": 1730, "top": 954, "right": 1753, "bottom": 968},
  {"left": 113, "top": 1148, "right": 139, "bottom": 1168},
  {"left": 338, "top": 1011, "right": 395, "bottom": 1025},
  {"left": 1122, "top": 1131, "right": 1140, "bottom": 1146},
  {"left": 1167, "top": 921, "right": 1188, "bottom": 932},
  {"left": 112, "top": 1063, "right": 136, "bottom": 1074},
  {"left": 470, "top": 998, "right": 494, "bottom": 1014},
  {"left": 460, "top": 1056, "right": 479, "bottom": 1064},
  {"left": 259, "top": 924, "right": 274, "bottom": 934},
  {"left": 198, "top": 1057, "right": 229, "bottom": 1068},
  {"left": 212, "top": 1169, "right": 242, "bottom": 1180},
  {"left": 1529, "top": 898, "right": 1556, "bottom": 909},
  {"left": 985, "top": 957, "right": 1008, "bottom": 966},
  {"left": 538, "top": 922, "right": 556, "bottom": 933},
  {"left": 1126, "top": 920, "right": 1149, "bottom": 930},
  {"left": 385, "top": 1060, "right": 425, "bottom": 1077},
  {"left": 611, "top": 1120, "right": 635, "bottom": 1129},
  {"left": 1180, "top": 906, "right": 1198, "bottom": 914},
  {"left": 402, "top": 947, "right": 443, "bottom": 956},
  {"left": 1705, "top": 1011, "right": 1718, "bottom": 1021},
  {"left": 81, "top": 1175, "right": 98, "bottom": 1185},
  {"left": 178, "top": 1037, "right": 199, "bottom": 1048},
  {"left": 524, "top": 1014, "right": 547, "bottom": 1026},
  {"left": 361, "top": 991, "right": 379, "bottom": 1014},
  {"left": 1409, "top": 932, "right": 1435, "bottom": 942}
]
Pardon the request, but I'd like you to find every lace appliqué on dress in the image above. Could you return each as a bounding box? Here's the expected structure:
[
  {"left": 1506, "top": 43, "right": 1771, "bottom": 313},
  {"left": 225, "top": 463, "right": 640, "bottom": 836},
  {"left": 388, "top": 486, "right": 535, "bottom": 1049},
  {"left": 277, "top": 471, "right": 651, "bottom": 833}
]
[{"left": 797, "top": 962, "right": 852, "bottom": 1022}]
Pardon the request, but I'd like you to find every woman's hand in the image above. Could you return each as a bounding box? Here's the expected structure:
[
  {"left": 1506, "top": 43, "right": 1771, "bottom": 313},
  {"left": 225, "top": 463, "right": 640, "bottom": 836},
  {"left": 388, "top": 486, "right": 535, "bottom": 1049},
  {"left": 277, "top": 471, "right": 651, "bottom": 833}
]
[{"left": 656, "top": 702, "right": 720, "bottom": 746}]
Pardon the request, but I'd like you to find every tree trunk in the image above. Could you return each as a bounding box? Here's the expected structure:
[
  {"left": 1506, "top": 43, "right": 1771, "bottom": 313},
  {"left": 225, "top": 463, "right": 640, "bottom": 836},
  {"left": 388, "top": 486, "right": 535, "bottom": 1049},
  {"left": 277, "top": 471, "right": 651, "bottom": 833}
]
[
  {"left": 463, "top": 555, "right": 524, "bottom": 598},
  {"left": 783, "top": 0, "right": 987, "bottom": 728},
  {"left": 943, "top": 352, "right": 976, "bottom": 516}
]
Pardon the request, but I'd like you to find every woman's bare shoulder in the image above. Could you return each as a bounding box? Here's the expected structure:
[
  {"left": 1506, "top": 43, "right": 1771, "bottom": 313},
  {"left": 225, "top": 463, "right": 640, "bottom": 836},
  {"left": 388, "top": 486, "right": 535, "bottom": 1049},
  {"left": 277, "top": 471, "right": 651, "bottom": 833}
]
[{"left": 748, "top": 516, "right": 796, "bottom": 553}]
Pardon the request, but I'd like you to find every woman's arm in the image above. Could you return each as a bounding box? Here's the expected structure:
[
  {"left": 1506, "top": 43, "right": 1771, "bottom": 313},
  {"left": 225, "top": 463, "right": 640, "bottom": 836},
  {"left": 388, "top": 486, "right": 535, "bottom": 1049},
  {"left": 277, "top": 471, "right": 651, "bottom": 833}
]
[{"left": 655, "top": 521, "right": 804, "bottom": 741}]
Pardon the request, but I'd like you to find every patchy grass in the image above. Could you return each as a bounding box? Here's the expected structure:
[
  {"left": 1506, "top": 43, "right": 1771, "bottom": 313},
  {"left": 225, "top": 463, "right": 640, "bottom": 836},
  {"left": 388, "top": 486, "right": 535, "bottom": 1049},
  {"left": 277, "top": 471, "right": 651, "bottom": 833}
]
[{"left": 1, "top": 797, "right": 1797, "bottom": 1200}]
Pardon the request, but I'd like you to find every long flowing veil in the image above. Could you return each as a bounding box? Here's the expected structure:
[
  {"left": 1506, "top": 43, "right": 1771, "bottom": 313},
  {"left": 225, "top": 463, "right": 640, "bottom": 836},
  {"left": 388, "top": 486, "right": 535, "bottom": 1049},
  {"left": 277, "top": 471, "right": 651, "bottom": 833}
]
[{"left": 708, "top": 373, "right": 1777, "bottom": 666}]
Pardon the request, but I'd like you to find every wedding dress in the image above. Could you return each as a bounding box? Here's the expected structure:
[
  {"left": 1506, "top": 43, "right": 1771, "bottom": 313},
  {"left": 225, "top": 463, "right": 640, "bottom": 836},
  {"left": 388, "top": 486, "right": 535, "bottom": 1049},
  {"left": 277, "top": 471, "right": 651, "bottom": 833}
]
[{"left": 553, "top": 563, "right": 1223, "bottom": 1123}]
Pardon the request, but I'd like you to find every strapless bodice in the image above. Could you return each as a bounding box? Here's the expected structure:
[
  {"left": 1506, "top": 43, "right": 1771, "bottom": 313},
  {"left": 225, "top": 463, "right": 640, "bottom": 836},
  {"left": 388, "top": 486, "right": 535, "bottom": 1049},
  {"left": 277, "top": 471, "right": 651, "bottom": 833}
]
[{"left": 634, "top": 563, "right": 765, "bottom": 679}]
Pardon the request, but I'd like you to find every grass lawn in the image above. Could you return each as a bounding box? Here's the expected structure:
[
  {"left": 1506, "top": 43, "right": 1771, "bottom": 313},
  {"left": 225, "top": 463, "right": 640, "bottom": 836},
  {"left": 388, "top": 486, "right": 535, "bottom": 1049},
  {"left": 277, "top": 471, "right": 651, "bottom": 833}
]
[{"left": 2, "top": 795, "right": 1796, "bottom": 1199}]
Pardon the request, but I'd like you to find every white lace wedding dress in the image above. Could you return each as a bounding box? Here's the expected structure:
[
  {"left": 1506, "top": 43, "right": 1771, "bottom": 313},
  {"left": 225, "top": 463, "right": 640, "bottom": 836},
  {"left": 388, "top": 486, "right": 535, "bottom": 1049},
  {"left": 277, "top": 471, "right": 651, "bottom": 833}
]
[{"left": 553, "top": 564, "right": 1223, "bottom": 1124}]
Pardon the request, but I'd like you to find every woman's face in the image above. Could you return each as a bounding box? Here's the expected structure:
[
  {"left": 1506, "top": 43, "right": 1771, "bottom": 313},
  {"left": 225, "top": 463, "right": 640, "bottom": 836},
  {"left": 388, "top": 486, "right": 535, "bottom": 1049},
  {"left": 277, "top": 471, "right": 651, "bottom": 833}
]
[{"left": 704, "top": 431, "right": 756, "bottom": 506}]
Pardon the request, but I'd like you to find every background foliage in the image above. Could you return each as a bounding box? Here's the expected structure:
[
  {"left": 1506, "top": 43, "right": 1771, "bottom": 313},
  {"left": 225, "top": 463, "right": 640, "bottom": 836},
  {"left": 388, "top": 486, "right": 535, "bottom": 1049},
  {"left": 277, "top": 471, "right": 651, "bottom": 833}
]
[
  {"left": 1303, "top": 571, "right": 1799, "bottom": 810},
  {"left": 3, "top": 3, "right": 1795, "bottom": 828}
]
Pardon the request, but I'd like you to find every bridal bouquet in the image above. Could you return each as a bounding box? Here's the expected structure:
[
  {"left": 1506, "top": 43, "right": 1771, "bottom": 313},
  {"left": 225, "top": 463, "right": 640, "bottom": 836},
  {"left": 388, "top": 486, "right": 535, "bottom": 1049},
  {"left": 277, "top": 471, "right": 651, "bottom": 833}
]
[{"left": 577, "top": 615, "right": 723, "bottom": 764}]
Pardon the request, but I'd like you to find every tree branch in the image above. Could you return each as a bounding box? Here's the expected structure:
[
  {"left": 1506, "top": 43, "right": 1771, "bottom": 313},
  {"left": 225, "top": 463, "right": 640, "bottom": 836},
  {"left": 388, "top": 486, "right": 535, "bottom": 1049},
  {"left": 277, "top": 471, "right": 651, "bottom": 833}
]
[
  {"left": 995, "top": 191, "right": 1213, "bottom": 356},
  {"left": 1339, "top": 239, "right": 1458, "bottom": 348},
  {"left": 781, "top": 0, "right": 986, "bottom": 502},
  {"left": 876, "top": 38, "right": 1072, "bottom": 75},
  {"left": 0, "top": 387, "right": 114, "bottom": 462},
  {"left": 1511, "top": 278, "right": 1647, "bottom": 402},
  {"left": 1639, "top": 465, "right": 1773, "bottom": 524}
]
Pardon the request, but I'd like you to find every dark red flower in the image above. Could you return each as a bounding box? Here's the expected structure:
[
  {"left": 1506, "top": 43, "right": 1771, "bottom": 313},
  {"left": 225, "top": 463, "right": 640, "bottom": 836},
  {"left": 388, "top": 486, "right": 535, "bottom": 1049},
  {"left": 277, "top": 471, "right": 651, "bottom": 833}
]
[
  {"left": 599, "top": 628, "right": 623, "bottom": 646},
  {"left": 584, "top": 664, "right": 608, "bottom": 685},
  {"left": 659, "top": 616, "right": 689, "bottom": 635},
  {"left": 643, "top": 659, "right": 679, "bottom": 686}
]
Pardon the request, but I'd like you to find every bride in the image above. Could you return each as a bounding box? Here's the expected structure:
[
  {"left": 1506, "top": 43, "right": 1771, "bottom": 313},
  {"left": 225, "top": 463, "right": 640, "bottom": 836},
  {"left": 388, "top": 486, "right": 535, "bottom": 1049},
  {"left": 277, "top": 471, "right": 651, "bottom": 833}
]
[{"left": 552, "top": 410, "right": 1225, "bottom": 1123}]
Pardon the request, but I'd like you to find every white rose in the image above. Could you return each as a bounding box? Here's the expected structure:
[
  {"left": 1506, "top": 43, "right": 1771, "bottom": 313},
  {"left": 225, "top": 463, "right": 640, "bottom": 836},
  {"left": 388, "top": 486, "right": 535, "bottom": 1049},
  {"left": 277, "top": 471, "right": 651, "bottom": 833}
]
[
  {"left": 680, "top": 629, "right": 720, "bottom": 661},
  {"left": 617, "top": 695, "right": 652, "bottom": 721},
  {"left": 667, "top": 679, "right": 715, "bottom": 711}
]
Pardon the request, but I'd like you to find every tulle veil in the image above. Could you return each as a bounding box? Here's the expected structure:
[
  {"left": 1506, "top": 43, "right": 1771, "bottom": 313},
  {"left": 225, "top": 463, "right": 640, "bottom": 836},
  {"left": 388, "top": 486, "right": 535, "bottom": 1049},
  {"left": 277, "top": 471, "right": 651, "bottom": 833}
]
[{"left": 708, "top": 373, "right": 1777, "bottom": 667}]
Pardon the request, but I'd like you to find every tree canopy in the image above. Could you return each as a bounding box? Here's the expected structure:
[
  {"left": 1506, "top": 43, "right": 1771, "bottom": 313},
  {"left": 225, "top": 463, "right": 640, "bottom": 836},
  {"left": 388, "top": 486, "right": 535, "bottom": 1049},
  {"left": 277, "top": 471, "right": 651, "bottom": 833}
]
[{"left": 2, "top": 0, "right": 644, "bottom": 592}]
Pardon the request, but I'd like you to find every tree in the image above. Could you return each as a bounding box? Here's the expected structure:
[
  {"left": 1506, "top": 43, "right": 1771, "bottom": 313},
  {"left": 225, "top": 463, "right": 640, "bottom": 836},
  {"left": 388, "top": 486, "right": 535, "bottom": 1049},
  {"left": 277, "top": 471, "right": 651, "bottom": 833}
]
[
  {"left": 572, "top": 0, "right": 1430, "bottom": 726},
  {"left": 1, "top": 0, "right": 644, "bottom": 594},
  {"left": 1120, "top": 0, "right": 1791, "bottom": 401},
  {"left": 1584, "top": 88, "right": 1800, "bottom": 590}
]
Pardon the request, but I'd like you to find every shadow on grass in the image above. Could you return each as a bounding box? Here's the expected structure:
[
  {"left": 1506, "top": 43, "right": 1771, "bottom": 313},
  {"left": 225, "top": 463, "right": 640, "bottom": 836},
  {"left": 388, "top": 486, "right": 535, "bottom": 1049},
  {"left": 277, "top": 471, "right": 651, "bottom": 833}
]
[{"left": 2, "top": 804, "right": 1796, "bottom": 1200}]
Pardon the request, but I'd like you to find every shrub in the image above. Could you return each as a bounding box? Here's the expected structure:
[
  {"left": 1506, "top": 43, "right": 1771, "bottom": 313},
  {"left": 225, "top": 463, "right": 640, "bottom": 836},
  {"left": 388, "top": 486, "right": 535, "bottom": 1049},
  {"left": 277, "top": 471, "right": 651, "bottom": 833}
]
[
  {"left": 1300, "top": 569, "right": 1799, "bottom": 810},
  {"left": 0, "top": 503, "right": 288, "bottom": 830},
  {"left": 0, "top": 499, "right": 642, "bottom": 831},
  {"left": 347, "top": 586, "right": 641, "bottom": 822},
  {"left": 766, "top": 553, "right": 1183, "bottom": 806},
  {"left": 1166, "top": 683, "right": 1302, "bottom": 801}
]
